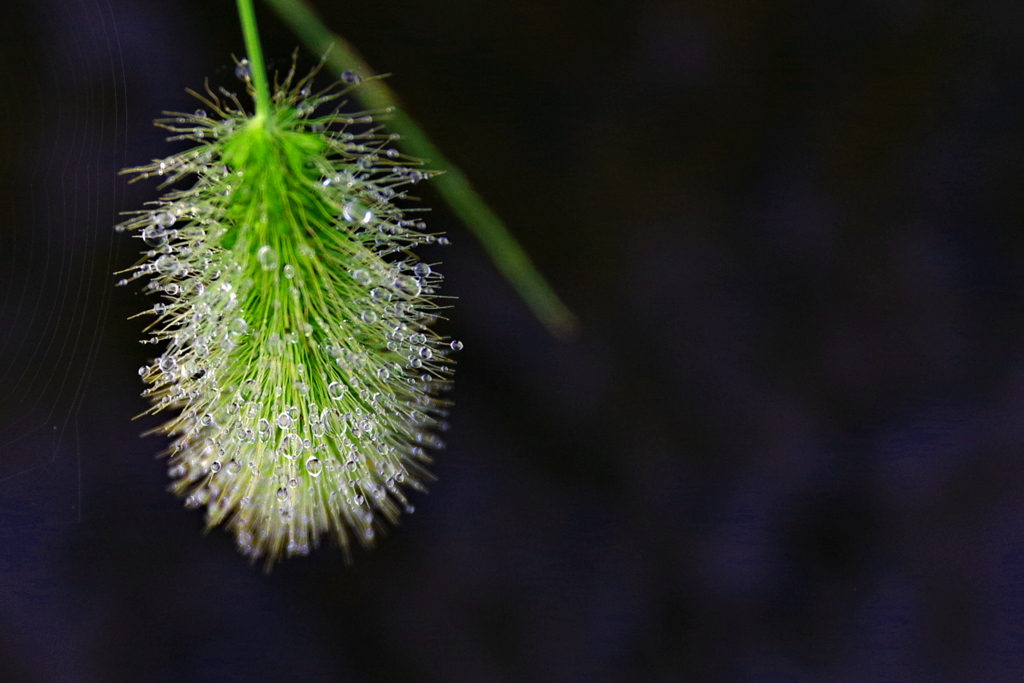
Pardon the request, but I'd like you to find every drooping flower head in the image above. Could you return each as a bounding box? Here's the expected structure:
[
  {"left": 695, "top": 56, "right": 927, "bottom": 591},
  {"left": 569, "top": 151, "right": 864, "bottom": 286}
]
[{"left": 117, "top": 60, "right": 457, "bottom": 566}]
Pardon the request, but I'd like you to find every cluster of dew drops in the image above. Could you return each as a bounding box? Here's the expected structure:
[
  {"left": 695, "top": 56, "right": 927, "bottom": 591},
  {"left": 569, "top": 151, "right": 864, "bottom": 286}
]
[{"left": 115, "top": 60, "right": 467, "bottom": 562}]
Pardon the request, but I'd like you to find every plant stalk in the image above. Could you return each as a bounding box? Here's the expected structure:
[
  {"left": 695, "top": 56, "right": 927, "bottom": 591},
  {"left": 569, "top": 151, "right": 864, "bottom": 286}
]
[
  {"left": 237, "top": 0, "right": 273, "bottom": 118},
  {"left": 261, "top": 0, "right": 579, "bottom": 339}
]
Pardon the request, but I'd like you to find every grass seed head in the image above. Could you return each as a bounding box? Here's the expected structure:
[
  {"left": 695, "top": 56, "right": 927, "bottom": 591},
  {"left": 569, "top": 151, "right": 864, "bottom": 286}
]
[{"left": 117, "top": 62, "right": 457, "bottom": 567}]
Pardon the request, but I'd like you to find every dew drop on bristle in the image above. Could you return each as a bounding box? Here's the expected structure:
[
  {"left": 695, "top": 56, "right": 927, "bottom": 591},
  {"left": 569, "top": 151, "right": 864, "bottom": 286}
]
[
  {"left": 257, "top": 245, "right": 279, "bottom": 271},
  {"left": 154, "top": 212, "right": 176, "bottom": 228},
  {"left": 306, "top": 457, "right": 322, "bottom": 477},
  {"left": 142, "top": 226, "right": 167, "bottom": 246}
]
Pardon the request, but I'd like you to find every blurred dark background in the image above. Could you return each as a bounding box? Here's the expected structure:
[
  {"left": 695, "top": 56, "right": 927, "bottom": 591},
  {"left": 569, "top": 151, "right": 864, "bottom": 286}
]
[{"left": 2, "top": 0, "right": 1024, "bottom": 681}]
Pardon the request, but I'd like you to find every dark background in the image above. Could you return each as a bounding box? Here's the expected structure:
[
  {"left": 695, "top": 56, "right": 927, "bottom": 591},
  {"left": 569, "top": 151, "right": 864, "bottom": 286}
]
[{"left": 1, "top": 0, "right": 1024, "bottom": 681}]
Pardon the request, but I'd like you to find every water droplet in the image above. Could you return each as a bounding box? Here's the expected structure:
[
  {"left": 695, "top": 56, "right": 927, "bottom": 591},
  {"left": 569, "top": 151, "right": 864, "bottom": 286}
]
[
  {"left": 142, "top": 225, "right": 166, "bottom": 246},
  {"left": 227, "top": 459, "right": 242, "bottom": 475},
  {"left": 277, "top": 487, "right": 289, "bottom": 502},
  {"left": 352, "top": 269, "right": 371, "bottom": 286},
  {"left": 328, "top": 382, "right": 347, "bottom": 400},
  {"left": 283, "top": 264, "right": 295, "bottom": 279},
  {"left": 266, "top": 333, "right": 284, "bottom": 354},
  {"left": 276, "top": 412, "right": 293, "bottom": 429},
  {"left": 210, "top": 461, "right": 221, "bottom": 473},
  {"left": 450, "top": 340, "right": 464, "bottom": 351},
  {"left": 154, "top": 212, "right": 175, "bottom": 228},
  {"left": 280, "top": 434, "right": 302, "bottom": 460},
  {"left": 419, "top": 347, "right": 433, "bottom": 360},
  {"left": 155, "top": 255, "right": 175, "bottom": 274},
  {"left": 230, "top": 318, "right": 248, "bottom": 335},
  {"left": 257, "top": 245, "right": 279, "bottom": 271},
  {"left": 361, "top": 210, "right": 373, "bottom": 224},
  {"left": 378, "top": 367, "right": 391, "bottom": 381},
  {"left": 394, "top": 276, "right": 422, "bottom": 297},
  {"left": 361, "top": 309, "right": 378, "bottom": 324},
  {"left": 413, "top": 262, "right": 431, "bottom": 278},
  {"left": 306, "top": 457, "right": 323, "bottom": 477},
  {"left": 235, "top": 60, "right": 251, "bottom": 80}
]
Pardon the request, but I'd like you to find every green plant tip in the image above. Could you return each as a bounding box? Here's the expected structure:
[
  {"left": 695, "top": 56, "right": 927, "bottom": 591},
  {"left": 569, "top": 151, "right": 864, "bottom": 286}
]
[{"left": 116, "top": 62, "right": 458, "bottom": 567}]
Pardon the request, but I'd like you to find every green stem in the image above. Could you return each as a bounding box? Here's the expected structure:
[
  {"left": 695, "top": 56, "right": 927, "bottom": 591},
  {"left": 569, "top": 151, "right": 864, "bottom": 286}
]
[
  {"left": 261, "top": 0, "right": 579, "bottom": 339},
  {"left": 237, "top": 0, "right": 273, "bottom": 118}
]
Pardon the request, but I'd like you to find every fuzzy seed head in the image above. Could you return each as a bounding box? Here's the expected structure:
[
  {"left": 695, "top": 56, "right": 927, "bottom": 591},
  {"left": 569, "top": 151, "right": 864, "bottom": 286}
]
[{"left": 117, "top": 64, "right": 457, "bottom": 566}]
